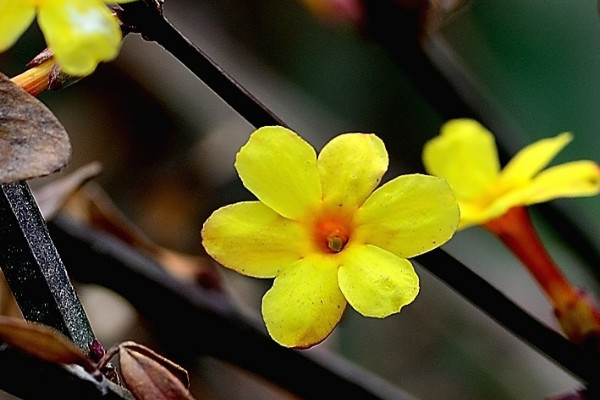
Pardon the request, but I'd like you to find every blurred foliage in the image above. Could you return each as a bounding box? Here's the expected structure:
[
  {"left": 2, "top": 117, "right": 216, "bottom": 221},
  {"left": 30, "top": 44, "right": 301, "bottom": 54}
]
[{"left": 212, "top": 0, "right": 444, "bottom": 171}]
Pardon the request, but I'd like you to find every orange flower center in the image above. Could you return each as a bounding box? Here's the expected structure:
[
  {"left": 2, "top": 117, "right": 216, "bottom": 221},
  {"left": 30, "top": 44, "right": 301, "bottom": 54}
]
[{"left": 313, "top": 215, "right": 352, "bottom": 254}]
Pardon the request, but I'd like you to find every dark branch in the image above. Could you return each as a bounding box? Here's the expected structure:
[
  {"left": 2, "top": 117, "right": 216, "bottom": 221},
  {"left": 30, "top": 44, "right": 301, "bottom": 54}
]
[
  {"left": 0, "top": 182, "right": 95, "bottom": 353},
  {"left": 415, "top": 250, "right": 600, "bottom": 385},
  {"left": 118, "top": 0, "right": 287, "bottom": 129},
  {"left": 0, "top": 343, "right": 132, "bottom": 400},
  {"left": 360, "top": 0, "right": 600, "bottom": 282},
  {"left": 49, "top": 215, "right": 416, "bottom": 400},
  {"left": 49, "top": 213, "right": 600, "bottom": 388},
  {"left": 115, "top": 0, "right": 600, "bottom": 386}
]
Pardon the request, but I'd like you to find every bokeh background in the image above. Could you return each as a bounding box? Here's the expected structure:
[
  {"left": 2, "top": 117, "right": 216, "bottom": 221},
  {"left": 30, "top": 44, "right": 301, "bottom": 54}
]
[{"left": 2, "top": 0, "right": 600, "bottom": 398}]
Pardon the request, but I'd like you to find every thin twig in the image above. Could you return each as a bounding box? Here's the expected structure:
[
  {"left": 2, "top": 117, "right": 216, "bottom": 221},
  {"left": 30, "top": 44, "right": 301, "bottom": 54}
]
[
  {"left": 0, "top": 344, "right": 133, "bottom": 400},
  {"left": 361, "top": 0, "right": 600, "bottom": 282},
  {"left": 118, "top": 0, "right": 287, "bottom": 129},
  {"left": 115, "top": 0, "right": 600, "bottom": 385},
  {"left": 415, "top": 249, "right": 600, "bottom": 385},
  {"left": 50, "top": 213, "right": 600, "bottom": 388},
  {"left": 49, "top": 215, "right": 417, "bottom": 400}
]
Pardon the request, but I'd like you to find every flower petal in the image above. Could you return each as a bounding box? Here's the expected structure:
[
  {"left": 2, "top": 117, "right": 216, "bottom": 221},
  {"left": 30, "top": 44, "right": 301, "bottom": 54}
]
[
  {"left": 463, "top": 161, "right": 600, "bottom": 228},
  {"left": 338, "top": 245, "right": 418, "bottom": 317},
  {"left": 262, "top": 256, "right": 346, "bottom": 348},
  {"left": 454, "top": 200, "right": 498, "bottom": 229},
  {"left": 235, "top": 126, "right": 322, "bottom": 220},
  {"left": 318, "top": 133, "right": 388, "bottom": 212},
  {"left": 201, "top": 201, "right": 312, "bottom": 278},
  {"left": 38, "top": 0, "right": 122, "bottom": 76},
  {"left": 499, "top": 132, "right": 572, "bottom": 187},
  {"left": 512, "top": 161, "right": 600, "bottom": 206},
  {"left": 423, "top": 118, "right": 500, "bottom": 201},
  {"left": 0, "top": 0, "right": 35, "bottom": 52},
  {"left": 353, "top": 174, "right": 459, "bottom": 258}
]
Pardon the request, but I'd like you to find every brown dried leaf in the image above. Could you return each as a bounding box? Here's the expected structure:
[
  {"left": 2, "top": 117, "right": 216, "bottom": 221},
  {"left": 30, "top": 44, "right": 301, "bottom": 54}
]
[
  {"left": 0, "top": 315, "right": 97, "bottom": 376},
  {"left": 118, "top": 341, "right": 195, "bottom": 400},
  {"left": 120, "top": 342, "right": 189, "bottom": 388},
  {"left": 32, "top": 161, "right": 103, "bottom": 220},
  {"left": 0, "top": 72, "right": 71, "bottom": 184},
  {"left": 63, "top": 183, "right": 221, "bottom": 287}
]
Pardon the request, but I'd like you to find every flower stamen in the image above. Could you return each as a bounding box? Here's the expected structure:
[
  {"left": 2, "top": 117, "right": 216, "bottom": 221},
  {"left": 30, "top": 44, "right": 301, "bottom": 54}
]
[
  {"left": 314, "top": 217, "right": 350, "bottom": 254},
  {"left": 326, "top": 229, "right": 348, "bottom": 253}
]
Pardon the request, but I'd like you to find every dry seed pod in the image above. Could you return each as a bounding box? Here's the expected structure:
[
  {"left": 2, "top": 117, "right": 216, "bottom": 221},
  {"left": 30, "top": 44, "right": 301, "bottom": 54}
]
[{"left": 118, "top": 341, "right": 195, "bottom": 400}]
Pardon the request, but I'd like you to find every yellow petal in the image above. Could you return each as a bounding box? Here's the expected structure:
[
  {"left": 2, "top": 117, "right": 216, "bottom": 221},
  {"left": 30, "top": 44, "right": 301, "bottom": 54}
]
[
  {"left": 201, "top": 201, "right": 312, "bottom": 278},
  {"left": 262, "top": 256, "right": 346, "bottom": 348},
  {"left": 318, "top": 133, "right": 388, "bottom": 213},
  {"left": 454, "top": 200, "right": 497, "bottom": 229},
  {"left": 518, "top": 161, "right": 600, "bottom": 205},
  {"left": 353, "top": 174, "right": 459, "bottom": 258},
  {"left": 423, "top": 118, "right": 500, "bottom": 201},
  {"left": 499, "top": 132, "right": 572, "bottom": 187},
  {"left": 235, "top": 126, "right": 322, "bottom": 220},
  {"left": 338, "top": 245, "right": 418, "bottom": 318},
  {"left": 462, "top": 161, "right": 600, "bottom": 228},
  {"left": 0, "top": 0, "right": 35, "bottom": 52},
  {"left": 37, "top": 0, "right": 122, "bottom": 76}
]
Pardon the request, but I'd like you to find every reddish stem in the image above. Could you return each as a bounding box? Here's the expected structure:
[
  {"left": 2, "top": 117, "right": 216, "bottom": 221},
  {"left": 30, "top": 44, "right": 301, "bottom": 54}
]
[
  {"left": 484, "top": 206, "right": 578, "bottom": 307},
  {"left": 484, "top": 206, "right": 600, "bottom": 349},
  {"left": 10, "top": 59, "right": 53, "bottom": 96}
]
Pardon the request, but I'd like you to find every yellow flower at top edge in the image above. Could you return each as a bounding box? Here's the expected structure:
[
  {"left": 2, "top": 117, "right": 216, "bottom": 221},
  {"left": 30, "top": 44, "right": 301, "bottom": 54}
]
[
  {"left": 422, "top": 118, "right": 600, "bottom": 229},
  {"left": 0, "top": 0, "right": 137, "bottom": 76},
  {"left": 201, "top": 126, "right": 459, "bottom": 348}
]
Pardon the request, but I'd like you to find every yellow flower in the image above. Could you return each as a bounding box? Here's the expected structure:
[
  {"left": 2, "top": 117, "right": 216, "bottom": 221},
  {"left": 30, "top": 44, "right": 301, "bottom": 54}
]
[
  {"left": 422, "top": 118, "right": 600, "bottom": 229},
  {"left": 0, "top": 0, "right": 136, "bottom": 76},
  {"left": 202, "top": 126, "right": 459, "bottom": 348}
]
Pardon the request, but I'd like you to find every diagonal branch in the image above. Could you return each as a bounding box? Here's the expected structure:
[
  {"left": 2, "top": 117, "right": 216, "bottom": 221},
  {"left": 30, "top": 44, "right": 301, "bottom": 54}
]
[
  {"left": 118, "top": 0, "right": 286, "bottom": 129},
  {"left": 415, "top": 249, "right": 600, "bottom": 385},
  {"left": 0, "top": 344, "right": 133, "bottom": 400},
  {"left": 0, "top": 182, "right": 95, "bottom": 353},
  {"left": 361, "top": 0, "right": 600, "bottom": 282},
  {"left": 116, "top": 0, "right": 600, "bottom": 386},
  {"left": 49, "top": 215, "right": 417, "bottom": 400}
]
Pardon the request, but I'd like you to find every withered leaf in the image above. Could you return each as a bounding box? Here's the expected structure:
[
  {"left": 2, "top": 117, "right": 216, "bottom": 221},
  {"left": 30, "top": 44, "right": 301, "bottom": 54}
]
[
  {"left": 33, "top": 161, "right": 103, "bottom": 220},
  {"left": 0, "top": 315, "right": 98, "bottom": 377},
  {"left": 119, "top": 342, "right": 190, "bottom": 388},
  {"left": 0, "top": 72, "right": 71, "bottom": 184},
  {"left": 63, "top": 182, "right": 221, "bottom": 287},
  {"left": 119, "top": 341, "right": 196, "bottom": 400}
]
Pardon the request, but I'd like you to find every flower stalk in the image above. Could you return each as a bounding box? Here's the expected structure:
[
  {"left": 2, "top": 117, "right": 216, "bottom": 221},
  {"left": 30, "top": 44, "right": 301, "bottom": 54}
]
[
  {"left": 10, "top": 59, "right": 55, "bottom": 96},
  {"left": 484, "top": 206, "right": 600, "bottom": 350}
]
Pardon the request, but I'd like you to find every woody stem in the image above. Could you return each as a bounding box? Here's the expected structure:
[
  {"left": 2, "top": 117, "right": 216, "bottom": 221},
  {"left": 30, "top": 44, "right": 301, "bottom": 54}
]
[
  {"left": 484, "top": 206, "right": 579, "bottom": 309},
  {"left": 484, "top": 206, "right": 600, "bottom": 352}
]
